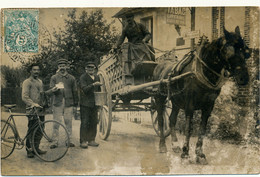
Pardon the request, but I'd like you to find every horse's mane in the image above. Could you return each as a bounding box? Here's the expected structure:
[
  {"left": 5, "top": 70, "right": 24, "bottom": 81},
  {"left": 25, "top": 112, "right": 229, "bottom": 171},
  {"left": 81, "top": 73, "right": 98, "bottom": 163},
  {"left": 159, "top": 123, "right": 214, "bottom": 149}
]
[
  {"left": 200, "top": 38, "right": 221, "bottom": 61},
  {"left": 198, "top": 37, "right": 225, "bottom": 73}
]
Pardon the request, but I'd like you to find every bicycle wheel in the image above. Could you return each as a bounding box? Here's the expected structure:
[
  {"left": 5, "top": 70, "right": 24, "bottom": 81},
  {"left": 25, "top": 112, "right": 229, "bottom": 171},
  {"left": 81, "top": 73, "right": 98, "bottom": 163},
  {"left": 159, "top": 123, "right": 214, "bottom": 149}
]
[
  {"left": 32, "top": 120, "right": 69, "bottom": 162},
  {"left": 1, "top": 120, "right": 16, "bottom": 159}
]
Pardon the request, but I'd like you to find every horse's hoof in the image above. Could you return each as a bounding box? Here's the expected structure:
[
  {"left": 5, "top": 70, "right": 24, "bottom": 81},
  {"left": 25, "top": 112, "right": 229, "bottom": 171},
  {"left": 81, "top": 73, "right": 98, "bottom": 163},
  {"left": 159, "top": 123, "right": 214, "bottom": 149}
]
[
  {"left": 181, "top": 153, "right": 189, "bottom": 159},
  {"left": 181, "top": 158, "right": 190, "bottom": 165},
  {"left": 172, "top": 146, "right": 181, "bottom": 153},
  {"left": 196, "top": 156, "right": 208, "bottom": 165},
  {"left": 159, "top": 146, "right": 167, "bottom": 153}
]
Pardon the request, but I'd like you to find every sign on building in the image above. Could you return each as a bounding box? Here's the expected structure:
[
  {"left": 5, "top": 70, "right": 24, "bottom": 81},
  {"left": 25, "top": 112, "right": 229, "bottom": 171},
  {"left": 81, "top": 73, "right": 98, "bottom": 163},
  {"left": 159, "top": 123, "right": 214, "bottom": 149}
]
[
  {"left": 166, "top": 7, "right": 186, "bottom": 26},
  {"left": 183, "top": 30, "right": 200, "bottom": 39}
]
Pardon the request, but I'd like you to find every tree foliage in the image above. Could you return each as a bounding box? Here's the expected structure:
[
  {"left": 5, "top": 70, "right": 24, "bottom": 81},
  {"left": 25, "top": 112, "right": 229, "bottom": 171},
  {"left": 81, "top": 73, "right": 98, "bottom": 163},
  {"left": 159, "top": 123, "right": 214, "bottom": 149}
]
[
  {"left": 24, "top": 9, "right": 118, "bottom": 84},
  {"left": 0, "top": 65, "right": 26, "bottom": 88}
]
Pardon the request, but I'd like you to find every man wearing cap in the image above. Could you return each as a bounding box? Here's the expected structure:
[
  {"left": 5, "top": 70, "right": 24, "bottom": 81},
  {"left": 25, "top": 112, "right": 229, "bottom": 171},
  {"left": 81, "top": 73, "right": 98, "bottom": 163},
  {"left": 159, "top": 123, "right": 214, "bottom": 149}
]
[
  {"left": 49, "top": 58, "right": 78, "bottom": 148},
  {"left": 22, "top": 63, "right": 51, "bottom": 158},
  {"left": 113, "top": 13, "right": 155, "bottom": 64},
  {"left": 79, "top": 61, "right": 102, "bottom": 149}
]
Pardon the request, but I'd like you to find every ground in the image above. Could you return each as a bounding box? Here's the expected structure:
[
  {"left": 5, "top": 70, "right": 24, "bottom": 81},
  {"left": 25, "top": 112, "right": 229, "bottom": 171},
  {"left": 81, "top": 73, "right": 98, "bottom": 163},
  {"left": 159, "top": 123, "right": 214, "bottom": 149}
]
[{"left": 1, "top": 112, "right": 260, "bottom": 175}]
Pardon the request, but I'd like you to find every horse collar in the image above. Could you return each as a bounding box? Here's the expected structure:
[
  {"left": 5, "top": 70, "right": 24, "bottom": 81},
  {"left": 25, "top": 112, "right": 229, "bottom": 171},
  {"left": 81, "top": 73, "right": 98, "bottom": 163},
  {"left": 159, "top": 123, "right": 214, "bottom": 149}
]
[
  {"left": 194, "top": 52, "right": 222, "bottom": 77},
  {"left": 192, "top": 51, "right": 228, "bottom": 90}
]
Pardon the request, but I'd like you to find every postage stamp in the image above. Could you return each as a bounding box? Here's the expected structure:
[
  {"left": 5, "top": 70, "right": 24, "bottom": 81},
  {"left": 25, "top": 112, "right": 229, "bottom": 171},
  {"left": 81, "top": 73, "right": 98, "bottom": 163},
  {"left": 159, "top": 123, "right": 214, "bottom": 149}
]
[{"left": 3, "top": 9, "right": 39, "bottom": 53}]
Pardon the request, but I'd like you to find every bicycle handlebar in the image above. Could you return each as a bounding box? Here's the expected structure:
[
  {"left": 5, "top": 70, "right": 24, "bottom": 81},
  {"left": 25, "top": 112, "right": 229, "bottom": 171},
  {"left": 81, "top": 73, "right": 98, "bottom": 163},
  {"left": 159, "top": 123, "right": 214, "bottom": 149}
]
[{"left": 26, "top": 105, "right": 43, "bottom": 110}]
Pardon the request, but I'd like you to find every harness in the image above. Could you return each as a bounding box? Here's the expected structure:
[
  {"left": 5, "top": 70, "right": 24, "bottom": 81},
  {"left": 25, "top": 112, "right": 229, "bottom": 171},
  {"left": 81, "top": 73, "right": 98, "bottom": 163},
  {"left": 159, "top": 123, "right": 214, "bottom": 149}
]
[
  {"left": 170, "top": 51, "right": 194, "bottom": 77},
  {"left": 166, "top": 49, "right": 228, "bottom": 94},
  {"left": 192, "top": 51, "right": 228, "bottom": 90}
]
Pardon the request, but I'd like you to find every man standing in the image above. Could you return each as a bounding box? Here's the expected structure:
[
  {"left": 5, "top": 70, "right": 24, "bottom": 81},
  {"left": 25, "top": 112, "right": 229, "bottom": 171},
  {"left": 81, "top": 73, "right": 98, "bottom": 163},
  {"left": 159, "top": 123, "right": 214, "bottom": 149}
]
[
  {"left": 49, "top": 59, "right": 78, "bottom": 148},
  {"left": 79, "top": 61, "right": 102, "bottom": 149},
  {"left": 22, "top": 63, "right": 48, "bottom": 158}
]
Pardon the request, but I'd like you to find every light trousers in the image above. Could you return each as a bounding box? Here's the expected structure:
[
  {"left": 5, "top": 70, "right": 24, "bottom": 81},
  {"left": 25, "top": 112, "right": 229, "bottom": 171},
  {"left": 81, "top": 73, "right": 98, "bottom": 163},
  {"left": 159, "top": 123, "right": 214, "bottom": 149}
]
[{"left": 52, "top": 99, "right": 73, "bottom": 142}]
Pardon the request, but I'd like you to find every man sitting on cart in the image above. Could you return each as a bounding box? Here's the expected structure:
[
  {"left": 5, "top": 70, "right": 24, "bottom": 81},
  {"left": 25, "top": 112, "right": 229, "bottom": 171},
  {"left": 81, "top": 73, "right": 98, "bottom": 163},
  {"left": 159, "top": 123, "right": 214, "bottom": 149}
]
[{"left": 112, "top": 13, "right": 155, "bottom": 73}]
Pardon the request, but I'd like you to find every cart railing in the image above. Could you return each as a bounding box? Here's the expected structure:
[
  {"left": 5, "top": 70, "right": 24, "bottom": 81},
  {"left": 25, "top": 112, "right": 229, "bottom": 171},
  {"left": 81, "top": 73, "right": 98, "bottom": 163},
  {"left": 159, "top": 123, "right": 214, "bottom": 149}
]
[
  {"left": 99, "top": 54, "right": 125, "bottom": 93},
  {"left": 99, "top": 44, "right": 136, "bottom": 93}
]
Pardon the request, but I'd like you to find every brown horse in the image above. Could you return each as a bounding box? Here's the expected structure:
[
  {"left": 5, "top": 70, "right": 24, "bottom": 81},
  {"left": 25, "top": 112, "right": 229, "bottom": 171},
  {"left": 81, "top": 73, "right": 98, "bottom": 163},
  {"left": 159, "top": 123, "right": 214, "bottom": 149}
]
[{"left": 153, "top": 26, "right": 250, "bottom": 164}]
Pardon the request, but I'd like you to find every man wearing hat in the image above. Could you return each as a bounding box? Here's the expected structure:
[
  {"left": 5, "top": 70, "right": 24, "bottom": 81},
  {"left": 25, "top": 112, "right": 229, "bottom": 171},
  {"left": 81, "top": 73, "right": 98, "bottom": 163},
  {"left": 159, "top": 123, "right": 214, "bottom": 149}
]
[
  {"left": 113, "top": 13, "right": 155, "bottom": 65},
  {"left": 49, "top": 58, "right": 78, "bottom": 148},
  {"left": 79, "top": 61, "right": 102, "bottom": 148}
]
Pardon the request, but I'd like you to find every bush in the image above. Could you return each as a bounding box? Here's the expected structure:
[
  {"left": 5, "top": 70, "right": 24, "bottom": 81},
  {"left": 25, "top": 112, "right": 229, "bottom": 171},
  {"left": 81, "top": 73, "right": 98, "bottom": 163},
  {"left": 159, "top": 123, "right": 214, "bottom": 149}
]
[
  {"left": 212, "top": 121, "right": 243, "bottom": 144},
  {"left": 174, "top": 80, "right": 245, "bottom": 144},
  {"left": 0, "top": 65, "right": 26, "bottom": 88}
]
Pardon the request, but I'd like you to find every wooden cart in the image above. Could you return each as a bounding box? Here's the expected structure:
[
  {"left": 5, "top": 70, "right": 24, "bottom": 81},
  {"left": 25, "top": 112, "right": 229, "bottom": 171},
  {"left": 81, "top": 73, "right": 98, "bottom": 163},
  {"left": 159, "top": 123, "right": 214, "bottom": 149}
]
[{"left": 96, "top": 43, "right": 192, "bottom": 140}]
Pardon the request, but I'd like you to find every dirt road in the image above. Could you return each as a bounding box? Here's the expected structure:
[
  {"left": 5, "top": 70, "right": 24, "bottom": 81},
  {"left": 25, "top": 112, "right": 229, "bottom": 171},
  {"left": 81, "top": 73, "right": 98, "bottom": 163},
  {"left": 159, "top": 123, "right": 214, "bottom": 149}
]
[{"left": 1, "top": 112, "right": 260, "bottom": 175}]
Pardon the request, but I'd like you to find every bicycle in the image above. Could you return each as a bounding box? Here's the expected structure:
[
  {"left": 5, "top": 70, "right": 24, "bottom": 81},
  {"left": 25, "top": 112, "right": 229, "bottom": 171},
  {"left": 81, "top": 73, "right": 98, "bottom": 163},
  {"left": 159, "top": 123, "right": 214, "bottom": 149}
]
[{"left": 1, "top": 104, "right": 70, "bottom": 162}]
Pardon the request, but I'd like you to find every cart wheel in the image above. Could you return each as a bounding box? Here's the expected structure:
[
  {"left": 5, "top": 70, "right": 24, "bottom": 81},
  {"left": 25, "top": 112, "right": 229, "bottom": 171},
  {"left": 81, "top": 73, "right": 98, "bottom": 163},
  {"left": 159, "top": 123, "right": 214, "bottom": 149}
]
[
  {"left": 97, "top": 71, "right": 112, "bottom": 140},
  {"left": 150, "top": 97, "right": 171, "bottom": 137}
]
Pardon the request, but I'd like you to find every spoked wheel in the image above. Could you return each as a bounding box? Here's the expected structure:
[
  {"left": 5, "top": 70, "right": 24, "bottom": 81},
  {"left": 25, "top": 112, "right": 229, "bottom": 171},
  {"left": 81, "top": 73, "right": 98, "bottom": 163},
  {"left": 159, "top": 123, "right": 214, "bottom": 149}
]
[
  {"left": 1, "top": 120, "right": 16, "bottom": 159},
  {"left": 150, "top": 97, "right": 171, "bottom": 137},
  {"left": 97, "top": 71, "right": 112, "bottom": 140},
  {"left": 32, "top": 120, "right": 69, "bottom": 162}
]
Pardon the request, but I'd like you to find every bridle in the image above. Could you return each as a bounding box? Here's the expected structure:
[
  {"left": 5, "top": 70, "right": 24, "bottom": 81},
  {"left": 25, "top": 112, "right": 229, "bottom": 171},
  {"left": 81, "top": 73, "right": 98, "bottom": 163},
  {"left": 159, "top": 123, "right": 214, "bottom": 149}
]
[
  {"left": 192, "top": 45, "right": 229, "bottom": 90},
  {"left": 194, "top": 51, "right": 223, "bottom": 78},
  {"left": 193, "top": 37, "right": 249, "bottom": 89}
]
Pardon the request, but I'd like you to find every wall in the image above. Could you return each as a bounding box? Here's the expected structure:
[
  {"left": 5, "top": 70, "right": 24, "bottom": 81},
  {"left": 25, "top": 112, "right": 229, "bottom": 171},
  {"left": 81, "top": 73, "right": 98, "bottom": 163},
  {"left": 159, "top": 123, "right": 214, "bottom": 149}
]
[
  {"left": 128, "top": 7, "right": 258, "bottom": 57},
  {"left": 131, "top": 7, "right": 259, "bottom": 138},
  {"left": 249, "top": 7, "right": 260, "bottom": 49},
  {"left": 195, "top": 7, "right": 212, "bottom": 41},
  {"left": 133, "top": 7, "right": 215, "bottom": 59},
  {"left": 134, "top": 8, "right": 191, "bottom": 59},
  {"left": 225, "top": 7, "right": 245, "bottom": 33}
]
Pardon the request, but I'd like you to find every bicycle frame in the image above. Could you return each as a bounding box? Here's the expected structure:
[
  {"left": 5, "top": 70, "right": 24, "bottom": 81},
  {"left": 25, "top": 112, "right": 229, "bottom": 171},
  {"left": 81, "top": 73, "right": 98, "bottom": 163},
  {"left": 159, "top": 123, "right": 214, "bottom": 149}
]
[
  {"left": 2, "top": 106, "right": 70, "bottom": 162},
  {"left": 3, "top": 108, "right": 46, "bottom": 149}
]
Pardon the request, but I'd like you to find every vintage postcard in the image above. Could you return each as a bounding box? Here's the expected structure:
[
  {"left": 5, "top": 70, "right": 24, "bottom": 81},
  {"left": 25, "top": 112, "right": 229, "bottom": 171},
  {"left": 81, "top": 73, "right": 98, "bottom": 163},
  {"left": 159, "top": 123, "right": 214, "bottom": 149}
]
[{"left": 0, "top": 1, "right": 259, "bottom": 176}]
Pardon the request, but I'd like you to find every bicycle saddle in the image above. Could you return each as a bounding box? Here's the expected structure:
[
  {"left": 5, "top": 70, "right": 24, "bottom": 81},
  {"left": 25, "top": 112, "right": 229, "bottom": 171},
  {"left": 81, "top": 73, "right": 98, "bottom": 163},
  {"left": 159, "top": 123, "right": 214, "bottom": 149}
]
[{"left": 4, "top": 104, "right": 16, "bottom": 109}]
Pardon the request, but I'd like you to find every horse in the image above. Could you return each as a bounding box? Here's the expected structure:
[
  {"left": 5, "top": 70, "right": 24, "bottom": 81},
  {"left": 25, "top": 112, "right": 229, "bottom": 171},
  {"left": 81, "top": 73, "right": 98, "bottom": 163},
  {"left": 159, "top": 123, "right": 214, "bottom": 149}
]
[{"left": 153, "top": 26, "right": 250, "bottom": 164}]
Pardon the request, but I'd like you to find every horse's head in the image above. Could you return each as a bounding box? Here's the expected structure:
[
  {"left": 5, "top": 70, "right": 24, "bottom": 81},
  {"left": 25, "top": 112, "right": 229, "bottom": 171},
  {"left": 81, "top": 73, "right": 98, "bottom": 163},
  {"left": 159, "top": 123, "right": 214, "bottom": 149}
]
[{"left": 219, "top": 26, "right": 250, "bottom": 86}]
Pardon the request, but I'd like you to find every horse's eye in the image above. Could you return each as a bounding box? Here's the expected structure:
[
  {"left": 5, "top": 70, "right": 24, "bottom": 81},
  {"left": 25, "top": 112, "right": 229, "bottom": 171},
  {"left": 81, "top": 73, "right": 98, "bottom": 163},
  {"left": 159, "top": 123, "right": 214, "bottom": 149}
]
[{"left": 245, "top": 52, "right": 250, "bottom": 59}]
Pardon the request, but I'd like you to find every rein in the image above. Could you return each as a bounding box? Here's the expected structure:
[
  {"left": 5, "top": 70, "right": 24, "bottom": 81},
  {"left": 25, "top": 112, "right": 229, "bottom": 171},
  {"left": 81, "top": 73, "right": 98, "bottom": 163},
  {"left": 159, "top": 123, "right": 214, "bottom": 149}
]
[
  {"left": 161, "top": 47, "right": 227, "bottom": 91},
  {"left": 194, "top": 52, "right": 222, "bottom": 77},
  {"left": 193, "top": 51, "right": 228, "bottom": 90}
]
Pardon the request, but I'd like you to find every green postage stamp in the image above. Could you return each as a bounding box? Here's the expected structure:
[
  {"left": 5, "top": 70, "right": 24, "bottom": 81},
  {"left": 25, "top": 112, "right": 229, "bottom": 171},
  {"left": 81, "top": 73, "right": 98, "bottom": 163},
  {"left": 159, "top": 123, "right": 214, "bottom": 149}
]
[{"left": 3, "top": 9, "right": 39, "bottom": 53}]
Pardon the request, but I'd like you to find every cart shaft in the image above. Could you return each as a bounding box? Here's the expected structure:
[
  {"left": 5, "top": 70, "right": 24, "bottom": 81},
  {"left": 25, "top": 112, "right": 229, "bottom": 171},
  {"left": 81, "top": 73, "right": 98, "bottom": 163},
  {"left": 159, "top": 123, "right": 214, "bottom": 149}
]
[{"left": 118, "top": 72, "right": 194, "bottom": 95}]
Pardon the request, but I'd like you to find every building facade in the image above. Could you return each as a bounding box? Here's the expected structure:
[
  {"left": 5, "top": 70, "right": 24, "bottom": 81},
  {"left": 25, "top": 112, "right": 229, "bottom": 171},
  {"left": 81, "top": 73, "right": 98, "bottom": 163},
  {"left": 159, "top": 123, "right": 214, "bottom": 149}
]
[
  {"left": 113, "top": 7, "right": 259, "bottom": 59},
  {"left": 113, "top": 7, "right": 260, "bottom": 137}
]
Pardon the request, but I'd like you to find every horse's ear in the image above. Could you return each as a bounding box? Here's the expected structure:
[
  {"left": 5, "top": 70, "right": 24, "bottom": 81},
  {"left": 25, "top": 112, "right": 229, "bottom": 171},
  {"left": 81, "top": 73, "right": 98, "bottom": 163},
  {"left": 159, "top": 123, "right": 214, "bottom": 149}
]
[
  {"left": 235, "top": 26, "right": 241, "bottom": 36},
  {"left": 223, "top": 27, "right": 231, "bottom": 40}
]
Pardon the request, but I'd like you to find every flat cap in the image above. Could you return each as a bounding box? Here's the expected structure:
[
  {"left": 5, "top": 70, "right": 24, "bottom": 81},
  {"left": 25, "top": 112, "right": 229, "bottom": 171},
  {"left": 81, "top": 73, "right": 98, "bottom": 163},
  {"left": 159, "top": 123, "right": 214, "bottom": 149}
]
[
  {"left": 57, "top": 58, "right": 69, "bottom": 65},
  {"left": 85, "top": 61, "right": 97, "bottom": 68}
]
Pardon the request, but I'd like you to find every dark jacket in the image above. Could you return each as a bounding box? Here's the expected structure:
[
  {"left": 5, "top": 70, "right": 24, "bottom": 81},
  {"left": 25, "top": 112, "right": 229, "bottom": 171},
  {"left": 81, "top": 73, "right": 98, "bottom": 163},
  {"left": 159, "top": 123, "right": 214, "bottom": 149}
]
[
  {"left": 50, "top": 72, "right": 78, "bottom": 107},
  {"left": 79, "top": 72, "right": 100, "bottom": 107},
  {"left": 116, "top": 22, "right": 151, "bottom": 47}
]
